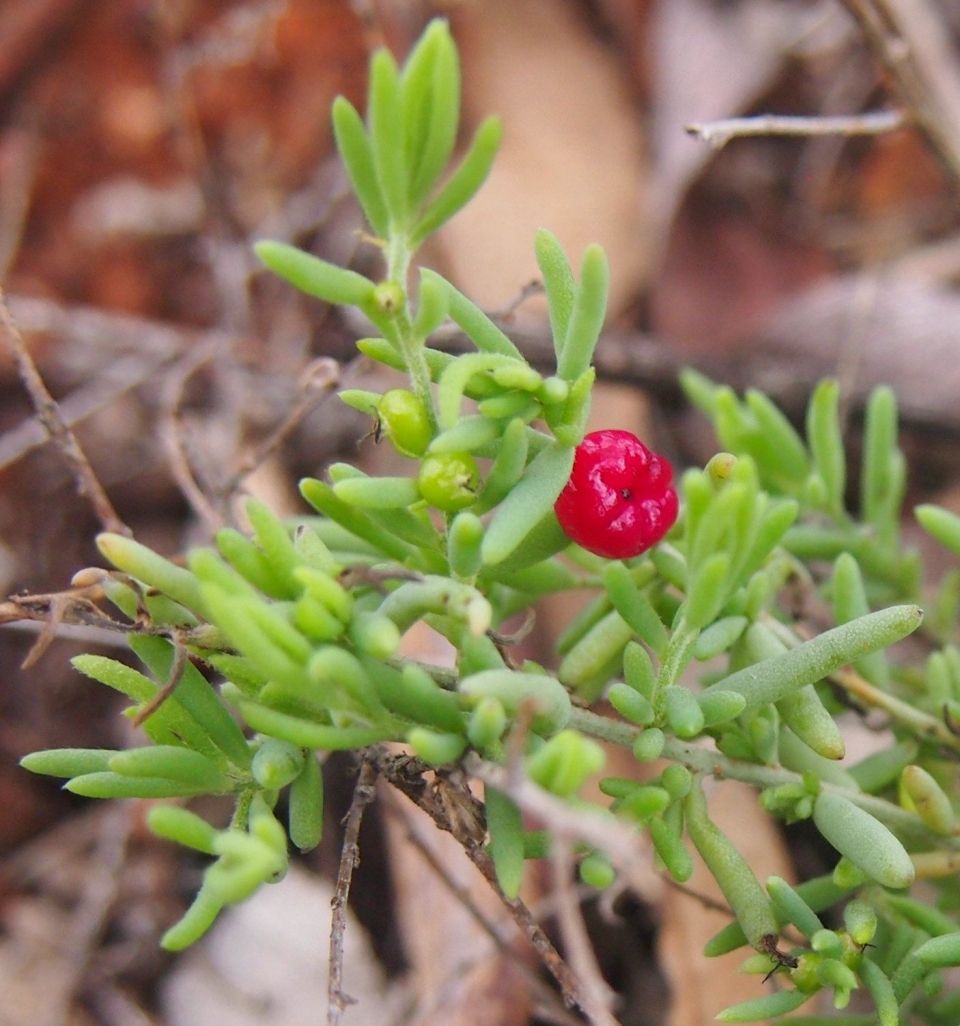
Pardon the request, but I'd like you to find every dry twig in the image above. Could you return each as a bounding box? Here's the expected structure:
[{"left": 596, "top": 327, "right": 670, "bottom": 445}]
[
  {"left": 0, "top": 288, "right": 130, "bottom": 536},
  {"left": 840, "top": 0, "right": 960, "bottom": 184},
  {"left": 329, "top": 758, "right": 378, "bottom": 1026},
  {"left": 685, "top": 109, "right": 906, "bottom": 149},
  {"left": 551, "top": 837, "right": 621, "bottom": 1026},
  {"left": 381, "top": 789, "right": 583, "bottom": 1026}
]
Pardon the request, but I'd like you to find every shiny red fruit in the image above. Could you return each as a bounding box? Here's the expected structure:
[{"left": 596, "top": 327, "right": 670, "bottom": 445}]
[{"left": 554, "top": 430, "right": 679, "bottom": 559}]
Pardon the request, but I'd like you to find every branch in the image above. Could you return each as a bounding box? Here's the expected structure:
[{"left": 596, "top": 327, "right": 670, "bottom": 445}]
[
  {"left": 685, "top": 110, "right": 907, "bottom": 150},
  {"left": 0, "top": 289, "right": 130, "bottom": 536},
  {"left": 840, "top": 0, "right": 960, "bottom": 184},
  {"left": 328, "top": 758, "right": 378, "bottom": 1026}
]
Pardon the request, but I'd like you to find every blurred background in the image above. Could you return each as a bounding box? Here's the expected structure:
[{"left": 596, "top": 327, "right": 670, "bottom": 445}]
[{"left": 1, "top": 1, "right": 959, "bottom": 1023}]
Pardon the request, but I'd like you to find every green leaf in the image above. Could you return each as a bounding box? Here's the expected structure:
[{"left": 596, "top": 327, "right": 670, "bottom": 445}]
[
  {"left": 481, "top": 443, "right": 574, "bottom": 566},
  {"left": 20, "top": 748, "right": 115, "bottom": 778},
  {"left": 255, "top": 240, "right": 376, "bottom": 309},
  {"left": 411, "top": 116, "right": 502, "bottom": 245},
  {"left": 701, "top": 605, "right": 922, "bottom": 713},
  {"left": 485, "top": 785, "right": 524, "bottom": 898},
  {"left": 288, "top": 753, "right": 324, "bottom": 852},
  {"left": 535, "top": 228, "right": 576, "bottom": 358},
  {"left": 405, "top": 20, "right": 461, "bottom": 209},
  {"left": 813, "top": 791, "right": 915, "bottom": 889},
  {"left": 367, "top": 49, "right": 408, "bottom": 227},
  {"left": 331, "top": 97, "right": 389, "bottom": 236},
  {"left": 806, "top": 379, "right": 846, "bottom": 515},
  {"left": 421, "top": 270, "right": 523, "bottom": 360},
  {"left": 556, "top": 245, "right": 608, "bottom": 382}
]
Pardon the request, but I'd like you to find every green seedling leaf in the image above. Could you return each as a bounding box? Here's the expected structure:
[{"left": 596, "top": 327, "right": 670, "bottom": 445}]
[
  {"left": 331, "top": 97, "right": 389, "bottom": 236},
  {"left": 580, "top": 852, "right": 616, "bottom": 889},
  {"left": 745, "top": 389, "right": 809, "bottom": 486},
  {"left": 526, "top": 729, "right": 604, "bottom": 797},
  {"left": 289, "top": 752, "right": 324, "bottom": 852},
  {"left": 700, "top": 605, "right": 923, "bottom": 713},
  {"left": 843, "top": 900, "right": 878, "bottom": 946},
  {"left": 300, "top": 479, "right": 416, "bottom": 563},
  {"left": 623, "top": 640, "right": 656, "bottom": 700},
  {"left": 684, "top": 551, "right": 731, "bottom": 629},
  {"left": 407, "top": 727, "right": 467, "bottom": 765},
  {"left": 663, "top": 685, "right": 705, "bottom": 739},
  {"left": 697, "top": 689, "right": 747, "bottom": 727},
  {"left": 901, "top": 764, "right": 956, "bottom": 835},
  {"left": 239, "top": 702, "right": 392, "bottom": 750},
  {"left": 602, "top": 561, "right": 669, "bottom": 655},
  {"left": 251, "top": 738, "right": 304, "bottom": 791},
  {"left": 694, "top": 616, "right": 748, "bottom": 661},
  {"left": 556, "top": 244, "right": 608, "bottom": 382},
  {"left": 66, "top": 771, "right": 219, "bottom": 799},
  {"left": 403, "top": 20, "right": 459, "bottom": 208},
  {"left": 411, "top": 116, "right": 502, "bottom": 245},
  {"left": 423, "top": 270, "right": 522, "bottom": 358},
  {"left": 685, "top": 776, "right": 778, "bottom": 950},
  {"left": 109, "top": 746, "right": 230, "bottom": 791},
  {"left": 255, "top": 240, "right": 376, "bottom": 310},
  {"left": 813, "top": 791, "right": 915, "bottom": 889},
  {"left": 378, "top": 575, "right": 492, "bottom": 636},
  {"left": 766, "top": 875, "right": 824, "bottom": 940},
  {"left": 715, "top": 987, "right": 811, "bottom": 1022},
  {"left": 649, "top": 815, "right": 694, "bottom": 882},
  {"left": 778, "top": 726, "right": 859, "bottom": 791},
  {"left": 131, "top": 635, "right": 254, "bottom": 770},
  {"left": 833, "top": 553, "right": 890, "bottom": 686},
  {"left": 367, "top": 48, "right": 408, "bottom": 227},
  {"left": 215, "top": 527, "right": 296, "bottom": 599},
  {"left": 857, "top": 956, "right": 898, "bottom": 1026},
  {"left": 806, "top": 379, "right": 846, "bottom": 515},
  {"left": 459, "top": 669, "right": 571, "bottom": 735},
  {"left": 472, "top": 417, "right": 529, "bottom": 513},
  {"left": 349, "top": 611, "right": 401, "bottom": 660},
  {"left": 437, "top": 352, "right": 517, "bottom": 430},
  {"left": 333, "top": 475, "right": 422, "bottom": 509},
  {"left": 535, "top": 228, "right": 576, "bottom": 360},
  {"left": 161, "top": 879, "right": 224, "bottom": 951},
  {"left": 21, "top": 748, "right": 115, "bottom": 778},
  {"left": 482, "top": 443, "right": 574, "bottom": 566},
  {"left": 558, "top": 609, "right": 633, "bottom": 697},
  {"left": 96, "top": 533, "right": 205, "bottom": 617},
  {"left": 632, "top": 727, "right": 665, "bottom": 762},
  {"left": 148, "top": 805, "right": 219, "bottom": 855},
  {"left": 607, "top": 682, "right": 654, "bottom": 725},
  {"left": 367, "top": 660, "right": 464, "bottom": 734},
  {"left": 485, "top": 785, "right": 524, "bottom": 898},
  {"left": 861, "top": 384, "right": 900, "bottom": 531},
  {"left": 428, "top": 415, "right": 501, "bottom": 455},
  {"left": 917, "top": 503, "right": 960, "bottom": 556},
  {"left": 449, "top": 511, "right": 484, "bottom": 579}
]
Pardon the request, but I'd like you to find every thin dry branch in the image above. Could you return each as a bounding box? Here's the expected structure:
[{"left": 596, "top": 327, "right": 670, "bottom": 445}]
[
  {"left": 685, "top": 109, "right": 906, "bottom": 149},
  {"left": 373, "top": 749, "right": 589, "bottom": 1014},
  {"left": 329, "top": 758, "right": 378, "bottom": 1026},
  {"left": 218, "top": 356, "right": 341, "bottom": 501},
  {"left": 0, "top": 288, "right": 130, "bottom": 535},
  {"left": 841, "top": 0, "right": 960, "bottom": 184},
  {"left": 381, "top": 789, "right": 583, "bottom": 1026},
  {"left": 551, "top": 837, "right": 620, "bottom": 1026},
  {"left": 465, "top": 755, "right": 659, "bottom": 905}
]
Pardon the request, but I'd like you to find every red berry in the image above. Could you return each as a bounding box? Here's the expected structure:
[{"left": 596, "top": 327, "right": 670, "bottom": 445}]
[{"left": 554, "top": 430, "right": 679, "bottom": 559}]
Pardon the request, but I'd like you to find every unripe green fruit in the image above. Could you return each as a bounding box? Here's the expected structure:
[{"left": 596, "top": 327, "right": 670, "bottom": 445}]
[
  {"left": 419, "top": 452, "right": 480, "bottom": 511},
  {"left": 378, "top": 388, "right": 432, "bottom": 457}
]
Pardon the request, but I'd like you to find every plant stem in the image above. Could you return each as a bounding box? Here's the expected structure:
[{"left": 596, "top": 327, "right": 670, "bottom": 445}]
[
  {"left": 567, "top": 708, "right": 951, "bottom": 848},
  {"left": 385, "top": 232, "right": 438, "bottom": 432}
]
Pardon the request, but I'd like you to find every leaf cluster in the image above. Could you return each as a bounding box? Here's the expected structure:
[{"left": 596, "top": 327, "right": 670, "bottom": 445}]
[{"left": 16, "top": 21, "right": 960, "bottom": 1025}]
